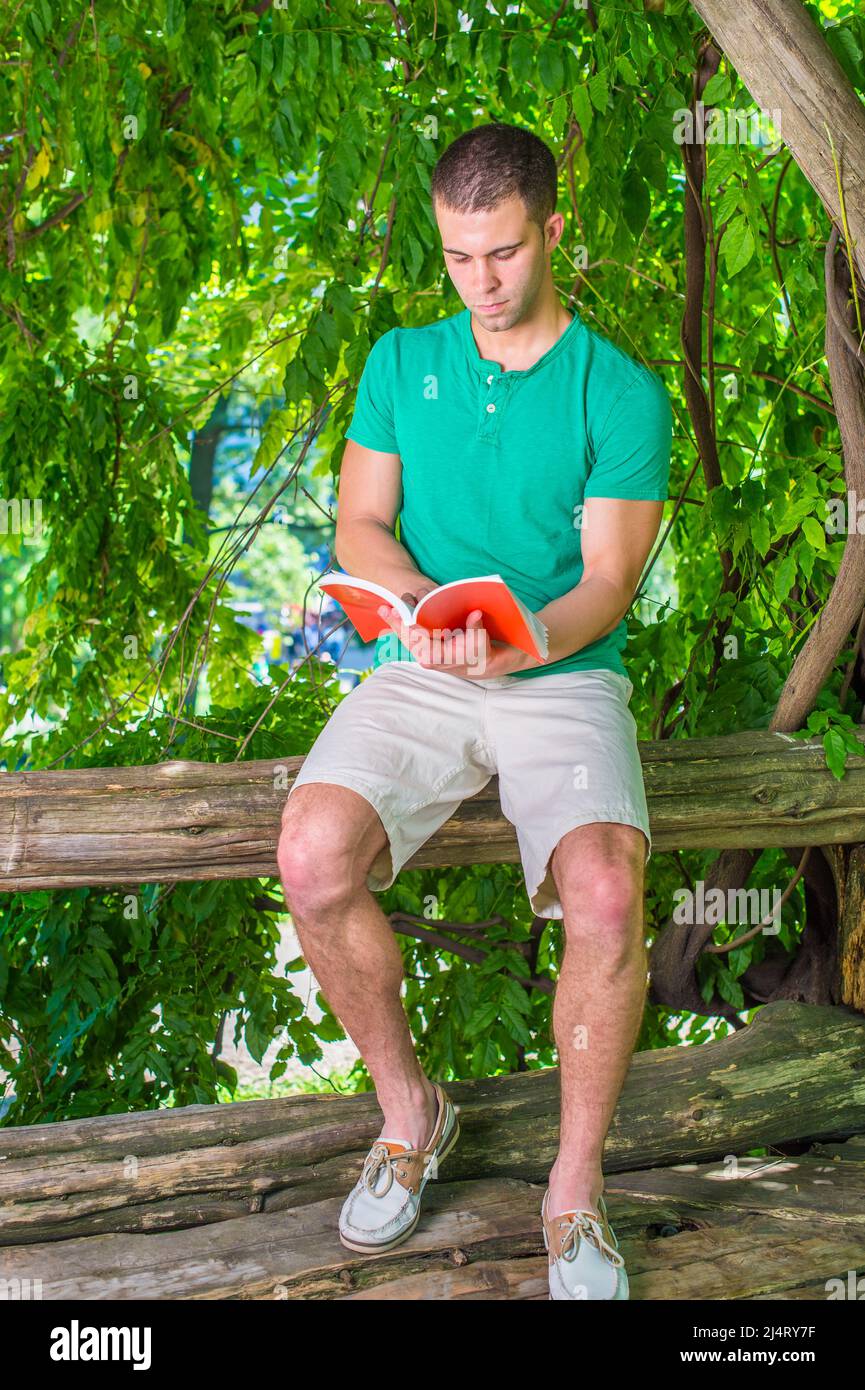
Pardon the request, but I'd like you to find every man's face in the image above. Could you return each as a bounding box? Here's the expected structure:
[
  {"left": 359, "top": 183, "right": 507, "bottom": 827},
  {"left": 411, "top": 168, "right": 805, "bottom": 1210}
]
[{"left": 434, "top": 192, "right": 560, "bottom": 331}]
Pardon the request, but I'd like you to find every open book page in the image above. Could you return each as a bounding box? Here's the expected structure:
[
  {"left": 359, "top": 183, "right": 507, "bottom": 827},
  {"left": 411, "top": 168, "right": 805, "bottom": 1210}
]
[
  {"left": 315, "top": 573, "right": 412, "bottom": 641},
  {"left": 317, "top": 571, "right": 549, "bottom": 661},
  {"left": 412, "top": 575, "right": 549, "bottom": 660}
]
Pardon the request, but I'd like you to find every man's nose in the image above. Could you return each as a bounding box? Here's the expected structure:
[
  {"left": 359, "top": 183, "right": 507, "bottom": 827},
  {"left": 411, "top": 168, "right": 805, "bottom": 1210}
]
[{"left": 475, "top": 262, "right": 500, "bottom": 290}]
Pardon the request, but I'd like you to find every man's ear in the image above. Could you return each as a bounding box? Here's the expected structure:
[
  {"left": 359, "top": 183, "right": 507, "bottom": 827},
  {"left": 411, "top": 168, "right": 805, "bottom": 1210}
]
[{"left": 545, "top": 212, "right": 564, "bottom": 253}]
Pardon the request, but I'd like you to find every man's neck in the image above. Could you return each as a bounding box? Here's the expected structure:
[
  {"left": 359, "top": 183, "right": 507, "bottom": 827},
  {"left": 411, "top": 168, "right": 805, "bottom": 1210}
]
[{"left": 469, "top": 297, "right": 574, "bottom": 373}]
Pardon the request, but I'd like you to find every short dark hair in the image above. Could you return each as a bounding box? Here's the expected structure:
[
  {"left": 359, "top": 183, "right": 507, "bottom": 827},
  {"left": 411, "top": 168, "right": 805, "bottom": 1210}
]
[{"left": 431, "top": 122, "right": 558, "bottom": 237}]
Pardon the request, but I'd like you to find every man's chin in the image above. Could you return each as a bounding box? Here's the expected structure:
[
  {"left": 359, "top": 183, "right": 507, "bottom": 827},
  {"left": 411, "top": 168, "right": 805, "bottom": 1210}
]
[{"left": 477, "top": 304, "right": 519, "bottom": 328}]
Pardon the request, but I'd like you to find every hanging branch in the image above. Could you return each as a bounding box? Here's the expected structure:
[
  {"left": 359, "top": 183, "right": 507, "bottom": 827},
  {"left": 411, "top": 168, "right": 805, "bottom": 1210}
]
[{"left": 763, "top": 152, "right": 798, "bottom": 337}]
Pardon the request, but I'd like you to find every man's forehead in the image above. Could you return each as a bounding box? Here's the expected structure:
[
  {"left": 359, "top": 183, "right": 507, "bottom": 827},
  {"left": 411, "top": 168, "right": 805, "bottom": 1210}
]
[{"left": 435, "top": 198, "right": 529, "bottom": 254}]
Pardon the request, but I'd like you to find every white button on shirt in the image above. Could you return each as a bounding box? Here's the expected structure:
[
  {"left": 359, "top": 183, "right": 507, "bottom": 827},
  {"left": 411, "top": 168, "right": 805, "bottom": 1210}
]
[{"left": 486, "top": 403, "right": 496, "bottom": 413}]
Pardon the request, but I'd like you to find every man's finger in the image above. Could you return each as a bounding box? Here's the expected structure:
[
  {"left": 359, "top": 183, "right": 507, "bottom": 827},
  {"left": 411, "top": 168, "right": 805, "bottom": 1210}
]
[{"left": 377, "top": 603, "right": 398, "bottom": 631}]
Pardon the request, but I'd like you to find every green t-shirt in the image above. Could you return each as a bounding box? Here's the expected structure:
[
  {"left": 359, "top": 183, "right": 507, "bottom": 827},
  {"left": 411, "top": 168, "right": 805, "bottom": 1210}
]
[{"left": 343, "top": 305, "right": 672, "bottom": 680}]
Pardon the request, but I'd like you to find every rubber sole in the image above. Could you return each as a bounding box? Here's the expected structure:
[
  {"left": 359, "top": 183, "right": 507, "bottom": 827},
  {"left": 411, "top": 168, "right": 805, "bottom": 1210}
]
[
  {"left": 338, "top": 1106, "right": 461, "bottom": 1254},
  {"left": 553, "top": 1273, "right": 634, "bottom": 1295}
]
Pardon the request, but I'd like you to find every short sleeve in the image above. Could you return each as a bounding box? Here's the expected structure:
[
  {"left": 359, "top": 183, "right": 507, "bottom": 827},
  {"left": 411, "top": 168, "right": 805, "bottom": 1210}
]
[
  {"left": 584, "top": 370, "right": 672, "bottom": 501},
  {"left": 344, "top": 329, "right": 399, "bottom": 453}
]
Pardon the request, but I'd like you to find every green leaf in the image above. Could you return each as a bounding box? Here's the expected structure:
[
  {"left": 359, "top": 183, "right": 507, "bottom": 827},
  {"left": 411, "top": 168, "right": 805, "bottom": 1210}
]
[
  {"left": 701, "top": 71, "right": 730, "bottom": 105},
  {"left": 272, "top": 33, "right": 294, "bottom": 90},
  {"left": 465, "top": 999, "right": 500, "bottom": 1036},
  {"left": 571, "top": 83, "right": 593, "bottom": 135},
  {"left": 214, "top": 1059, "right": 238, "bottom": 1088},
  {"left": 823, "top": 727, "right": 848, "bottom": 781},
  {"left": 773, "top": 551, "right": 797, "bottom": 603},
  {"left": 616, "top": 53, "right": 639, "bottom": 85},
  {"left": 250, "top": 406, "right": 290, "bottom": 476},
  {"left": 751, "top": 511, "right": 771, "bottom": 558},
  {"left": 538, "top": 41, "right": 564, "bottom": 94},
  {"left": 706, "top": 140, "right": 740, "bottom": 192},
  {"left": 716, "top": 970, "right": 745, "bottom": 1010},
  {"left": 722, "top": 215, "right": 755, "bottom": 277},
  {"left": 802, "top": 515, "right": 826, "bottom": 551},
  {"left": 825, "top": 24, "right": 863, "bottom": 90},
  {"left": 328, "top": 33, "right": 342, "bottom": 79},
  {"left": 297, "top": 30, "right": 319, "bottom": 72},
  {"left": 715, "top": 181, "right": 743, "bottom": 227},
  {"left": 479, "top": 28, "right": 502, "bottom": 77},
  {"left": 404, "top": 233, "right": 423, "bottom": 283},
  {"left": 621, "top": 165, "right": 650, "bottom": 239},
  {"left": 471, "top": 1036, "right": 499, "bottom": 1077},
  {"left": 633, "top": 139, "right": 666, "bottom": 192},
  {"left": 551, "top": 93, "right": 568, "bottom": 139},
  {"left": 500, "top": 1003, "right": 533, "bottom": 1047},
  {"left": 253, "top": 35, "right": 273, "bottom": 90},
  {"left": 22, "top": 890, "right": 53, "bottom": 910},
  {"left": 508, "top": 33, "right": 534, "bottom": 86},
  {"left": 165, "top": 0, "right": 187, "bottom": 39},
  {"left": 588, "top": 70, "right": 609, "bottom": 113},
  {"left": 315, "top": 1013, "right": 346, "bottom": 1042}
]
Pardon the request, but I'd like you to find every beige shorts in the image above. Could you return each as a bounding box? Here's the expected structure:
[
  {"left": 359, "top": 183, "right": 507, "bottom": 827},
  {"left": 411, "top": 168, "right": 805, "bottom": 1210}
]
[{"left": 287, "top": 661, "right": 651, "bottom": 920}]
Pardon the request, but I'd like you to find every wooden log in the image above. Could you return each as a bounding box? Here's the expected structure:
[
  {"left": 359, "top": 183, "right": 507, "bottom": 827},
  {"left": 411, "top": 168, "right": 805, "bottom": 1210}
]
[
  {"left": 3, "top": 730, "right": 865, "bottom": 890},
  {"left": 2, "top": 1141, "right": 864, "bottom": 1300},
  {"left": 1, "top": 1001, "right": 864, "bottom": 1245}
]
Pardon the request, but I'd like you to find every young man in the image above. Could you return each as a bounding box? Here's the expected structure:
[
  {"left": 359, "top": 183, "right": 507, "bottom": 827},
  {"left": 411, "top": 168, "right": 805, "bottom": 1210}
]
[{"left": 278, "top": 122, "right": 672, "bottom": 1300}]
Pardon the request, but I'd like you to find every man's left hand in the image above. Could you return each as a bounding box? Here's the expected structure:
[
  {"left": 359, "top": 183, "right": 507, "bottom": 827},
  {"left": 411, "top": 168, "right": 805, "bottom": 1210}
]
[{"left": 376, "top": 604, "right": 531, "bottom": 679}]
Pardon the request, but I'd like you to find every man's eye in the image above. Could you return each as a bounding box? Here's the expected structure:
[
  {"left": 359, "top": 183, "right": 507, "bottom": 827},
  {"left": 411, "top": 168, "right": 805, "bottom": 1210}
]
[{"left": 452, "top": 251, "right": 516, "bottom": 263}]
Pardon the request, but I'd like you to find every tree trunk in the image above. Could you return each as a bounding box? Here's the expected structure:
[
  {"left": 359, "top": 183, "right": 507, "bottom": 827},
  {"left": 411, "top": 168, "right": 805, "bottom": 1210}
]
[{"left": 183, "top": 392, "right": 229, "bottom": 539}]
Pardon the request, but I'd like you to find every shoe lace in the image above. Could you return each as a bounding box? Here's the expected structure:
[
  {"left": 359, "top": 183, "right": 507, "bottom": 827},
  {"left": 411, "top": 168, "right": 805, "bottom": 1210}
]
[
  {"left": 361, "top": 1142, "right": 428, "bottom": 1197},
  {"left": 558, "top": 1206, "right": 625, "bottom": 1269}
]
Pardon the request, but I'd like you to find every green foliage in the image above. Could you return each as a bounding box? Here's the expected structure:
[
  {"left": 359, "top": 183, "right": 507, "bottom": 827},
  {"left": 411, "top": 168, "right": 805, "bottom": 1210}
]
[
  {"left": 380, "top": 865, "right": 557, "bottom": 1082},
  {"left": 0, "top": 663, "right": 351, "bottom": 1123},
  {"left": 2, "top": 0, "right": 864, "bottom": 1121},
  {"left": 786, "top": 698, "right": 865, "bottom": 780}
]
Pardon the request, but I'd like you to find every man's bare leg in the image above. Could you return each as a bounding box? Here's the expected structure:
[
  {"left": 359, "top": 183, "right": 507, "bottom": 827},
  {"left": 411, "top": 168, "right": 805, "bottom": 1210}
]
[
  {"left": 277, "top": 783, "right": 438, "bottom": 1151},
  {"left": 546, "top": 822, "right": 648, "bottom": 1216}
]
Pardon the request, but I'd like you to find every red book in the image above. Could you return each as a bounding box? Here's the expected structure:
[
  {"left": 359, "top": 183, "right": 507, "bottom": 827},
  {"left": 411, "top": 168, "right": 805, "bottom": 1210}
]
[{"left": 316, "top": 571, "right": 549, "bottom": 661}]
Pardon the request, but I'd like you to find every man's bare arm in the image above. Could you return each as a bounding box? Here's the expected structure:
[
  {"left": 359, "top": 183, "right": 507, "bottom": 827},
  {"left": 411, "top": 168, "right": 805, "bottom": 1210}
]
[
  {"left": 521, "top": 497, "right": 665, "bottom": 669},
  {"left": 334, "top": 439, "right": 437, "bottom": 604}
]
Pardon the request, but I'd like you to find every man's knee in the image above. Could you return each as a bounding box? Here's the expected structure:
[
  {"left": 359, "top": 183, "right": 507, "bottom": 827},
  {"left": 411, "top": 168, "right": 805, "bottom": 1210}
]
[
  {"left": 552, "top": 826, "right": 645, "bottom": 950},
  {"left": 277, "top": 783, "right": 386, "bottom": 919}
]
